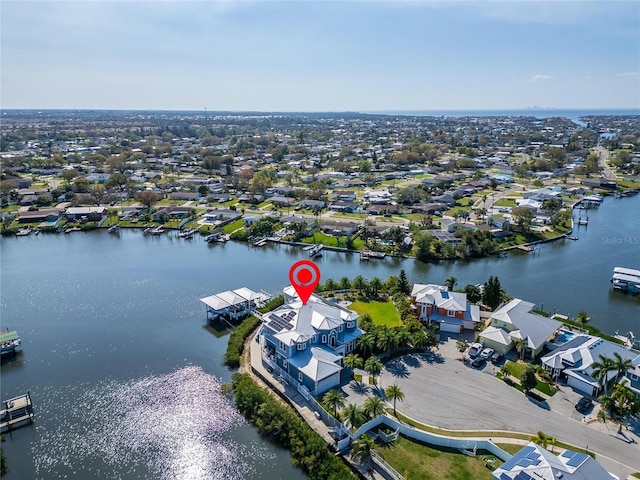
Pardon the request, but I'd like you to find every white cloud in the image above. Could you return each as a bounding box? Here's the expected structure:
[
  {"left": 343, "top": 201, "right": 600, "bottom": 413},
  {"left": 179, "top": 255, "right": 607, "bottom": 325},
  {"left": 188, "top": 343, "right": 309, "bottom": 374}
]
[
  {"left": 616, "top": 72, "right": 640, "bottom": 77},
  {"left": 525, "top": 74, "right": 555, "bottom": 82}
]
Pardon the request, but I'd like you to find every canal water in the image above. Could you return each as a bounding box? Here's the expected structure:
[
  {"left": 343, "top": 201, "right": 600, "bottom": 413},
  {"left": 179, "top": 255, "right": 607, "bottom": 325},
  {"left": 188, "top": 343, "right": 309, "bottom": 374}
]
[{"left": 1, "top": 194, "right": 638, "bottom": 479}]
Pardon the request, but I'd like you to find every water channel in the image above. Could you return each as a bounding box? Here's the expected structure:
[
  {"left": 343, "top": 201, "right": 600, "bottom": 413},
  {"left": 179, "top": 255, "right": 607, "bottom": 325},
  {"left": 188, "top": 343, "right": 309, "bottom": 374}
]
[{"left": 0, "top": 193, "right": 638, "bottom": 479}]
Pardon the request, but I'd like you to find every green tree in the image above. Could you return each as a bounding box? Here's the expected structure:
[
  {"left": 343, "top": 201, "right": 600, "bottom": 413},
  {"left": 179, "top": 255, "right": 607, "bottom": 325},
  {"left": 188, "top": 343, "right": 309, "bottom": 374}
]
[
  {"left": 338, "top": 276, "right": 351, "bottom": 290},
  {"left": 135, "top": 190, "right": 161, "bottom": 210},
  {"left": 357, "top": 334, "right": 376, "bottom": 358},
  {"left": 398, "top": 269, "right": 411, "bottom": 295},
  {"left": 611, "top": 352, "right": 634, "bottom": 384},
  {"left": 444, "top": 276, "right": 457, "bottom": 291},
  {"left": 363, "top": 395, "right": 385, "bottom": 419},
  {"left": 385, "top": 384, "right": 405, "bottom": 416},
  {"left": 322, "top": 389, "right": 346, "bottom": 418},
  {"left": 520, "top": 366, "right": 538, "bottom": 394},
  {"left": 343, "top": 353, "right": 363, "bottom": 371},
  {"left": 352, "top": 275, "right": 365, "bottom": 293},
  {"left": 573, "top": 310, "right": 591, "bottom": 327},
  {"left": 367, "top": 277, "right": 382, "bottom": 298},
  {"left": 482, "top": 275, "right": 504, "bottom": 311},
  {"left": 456, "top": 339, "right": 469, "bottom": 360},
  {"left": 591, "top": 355, "right": 615, "bottom": 395},
  {"left": 530, "top": 431, "right": 554, "bottom": 450},
  {"left": 513, "top": 337, "right": 527, "bottom": 360},
  {"left": 341, "top": 403, "right": 366, "bottom": 430},
  {"left": 511, "top": 207, "right": 534, "bottom": 234},
  {"left": 364, "top": 356, "right": 383, "bottom": 385},
  {"left": 463, "top": 284, "right": 482, "bottom": 304},
  {"left": 351, "top": 434, "right": 375, "bottom": 470}
]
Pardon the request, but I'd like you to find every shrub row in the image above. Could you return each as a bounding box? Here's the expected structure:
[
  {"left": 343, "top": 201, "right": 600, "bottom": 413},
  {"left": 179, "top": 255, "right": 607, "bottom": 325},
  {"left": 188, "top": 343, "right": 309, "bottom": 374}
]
[
  {"left": 223, "top": 315, "right": 261, "bottom": 368},
  {"left": 231, "top": 373, "right": 356, "bottom": 480}
]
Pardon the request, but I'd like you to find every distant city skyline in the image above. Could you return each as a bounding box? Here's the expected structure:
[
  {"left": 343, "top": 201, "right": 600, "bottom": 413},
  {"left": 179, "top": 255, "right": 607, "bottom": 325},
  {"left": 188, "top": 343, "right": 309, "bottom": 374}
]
[{"left": 1, "top": 1, "right": 639, "bottom": 111}]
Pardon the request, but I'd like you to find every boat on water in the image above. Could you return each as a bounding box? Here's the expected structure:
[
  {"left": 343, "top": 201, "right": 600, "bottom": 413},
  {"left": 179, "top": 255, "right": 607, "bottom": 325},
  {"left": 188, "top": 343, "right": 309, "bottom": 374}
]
[
  {"left": 150, "top": 226, "right": 165, "bottom": 235},
  {"left": 177, "top": 228, "right": 197, "bottom": 238},
  {"left": 15, "top": 227, "right": 32, "bottom": 236},
  {"left": 205, "top": 233, "right": 229, "bottom": 243},
  {"left": 567, "top": 236, "right": 579, "bottom": 241},
  {"left": 308, "top": 244, "right": 323, "bottom": 258},
  {"left": 1, "top": 330, "right": 22, "bottom": 357},
  {"left": 108, "top": 224, "right": 121, "bottom": 233},
  {"left": 611, "top": 267, "right": 640, "bottom": 294}
]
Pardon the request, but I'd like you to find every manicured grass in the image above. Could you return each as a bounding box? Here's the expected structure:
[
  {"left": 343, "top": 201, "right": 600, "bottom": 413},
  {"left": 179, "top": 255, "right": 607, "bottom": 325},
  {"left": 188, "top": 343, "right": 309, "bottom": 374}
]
[
  {"left": 300, "top": 232, "right": 367, "bottom": 250},
  {"left": 503, "top": 361, "right": 556, "bottom": 397},
  {"left": 375, "top": 435, "right": 495, "bottom": 480},
  {"left": 493, "top": 198, "right": 517, "bottom": 207},
  {"left": 222, "top": 218, "right": 244, "bottom": 234},
  {"left": 349, "top": 300, "right": 402, "bottom": 327},
  {"left": 495, "top": 443, "right": 525, "bottom": 455}
]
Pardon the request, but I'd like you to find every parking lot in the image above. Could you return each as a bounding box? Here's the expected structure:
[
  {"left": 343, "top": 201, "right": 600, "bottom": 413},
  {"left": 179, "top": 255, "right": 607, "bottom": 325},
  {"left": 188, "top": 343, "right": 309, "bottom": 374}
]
[{"left": 343, "top": 335, "right": 640, "bottom": 478}]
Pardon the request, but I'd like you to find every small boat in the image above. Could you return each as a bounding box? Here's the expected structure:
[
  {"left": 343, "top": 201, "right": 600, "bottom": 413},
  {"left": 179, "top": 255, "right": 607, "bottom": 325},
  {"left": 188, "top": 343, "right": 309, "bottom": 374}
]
[
  {"left": 308, "top": 244, "right": 324, "bottom": 258},
  {"left": 0, "top": 330, "right": 21, "bottom": 357},
  {"left": 150, "top": 226, "right": 165, "bottom": 235},
  {"left": 205, "top": 233, "right": 229, "bottom": 243},
  {"left": 15, "top": 228, "right": 32, "bottom": 237},
  {"left": 108, "top": 224, "right": 121, "bottom": 233},
  {"left": 64, "top": 227, "right": 81, "bottom": 234},
  {"left": 567, "top": 236, "right": 579, "bottom": 241}
]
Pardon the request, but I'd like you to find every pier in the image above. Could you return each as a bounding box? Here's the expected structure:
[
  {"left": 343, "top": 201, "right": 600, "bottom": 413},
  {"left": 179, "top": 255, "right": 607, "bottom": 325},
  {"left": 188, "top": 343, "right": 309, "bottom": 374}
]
[
  {"left": 1, "top": 392, "right": 35, "bottom": 432},
  {"left": 200, "top": 287, "right": 272, "bottom": 324}
]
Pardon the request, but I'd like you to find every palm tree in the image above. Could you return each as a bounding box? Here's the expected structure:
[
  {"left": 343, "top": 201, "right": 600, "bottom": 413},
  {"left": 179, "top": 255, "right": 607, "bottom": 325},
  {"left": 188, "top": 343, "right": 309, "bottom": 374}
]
[
  {"left": 410, "top": 328, "right": 429, "bottom": 348},
  {"left": 530, "top": 431, "right": 553, "bottom": 449},
  {"left": 341, "top": 403, "right": 366, "bottom": 430},
  {"left": 574, "top": 310, "right": 591, "bottom": 328},
  {"left": 610, "top": 352, "right": 633, "bottom": 384},
  {"left": 395, "top": 327, "right": 412, "bottom": 349},
  {"left": 343, "top": 353, "right": 363, "bottom": 372},
  {"left": 352, "top": 275, "right": 365, "bottom": 294},
  {"left": 444, "top": 276, "right": 457, "bottom": 291},
  {"left": 456, "top": 339, "right": 469, "bottom": 360},
  {"left": 323, "top": 389, "right": 346, "bottom": 418},
  {"left": 363, "top": 395, "right": 385, "bottom": 419},
  {"left": 376, "top": 327, "right": 394, "bottom": 352},
  {"left": 368, "top": 277, "right": 383, "bottom": 298},
  {"left": 591, "top": 354, "right": 615, "bottom": 395},
  {"left": 596, "top": 408, "right": 609, "bottom": 428},
  {"left": 364, "top": 356, "right": 383, "bottom": 385},
  {"left": 385, "top": 384, "right": 405, "bottom": 416},
  {"left": 351, "top": 434, "right": 375, "bottom": 470},
  {"left": 513, "top": 337, "right": 527, "bottom": 360},
  {"left": 357, "top": 334, "right": 375, "bottom": 357}
]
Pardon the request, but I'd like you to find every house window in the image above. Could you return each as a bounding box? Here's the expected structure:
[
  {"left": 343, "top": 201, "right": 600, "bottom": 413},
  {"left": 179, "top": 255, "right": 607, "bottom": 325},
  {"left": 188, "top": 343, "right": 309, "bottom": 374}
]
[
  {"left": 347, "top": 321, "right": 354, "bottom": 328},
  {"left": 282, "top": 359, "right": 288, "bottom": 369},
  {"left": 322, "top": 334, "right": 327, "bottom": 344},
  {"left": 297, "top": 342, "right": 306, "bottom": 351},
  {"left": 298, "top": 372, "right": 303, "bottom": 382},
  {"left": 279, "top": 341, "right": 286, "bottom": 351},
  {"left": 448, "top": 310, "right": 455, "bottom": 317},
  {"left": 339, "top": 324, "right": 344, "bottom": 332}
]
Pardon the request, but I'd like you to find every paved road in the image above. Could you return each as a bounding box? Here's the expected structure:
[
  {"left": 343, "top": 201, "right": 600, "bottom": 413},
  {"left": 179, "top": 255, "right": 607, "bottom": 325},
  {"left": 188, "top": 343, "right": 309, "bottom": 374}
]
[
  {"left": 344, "top": 338, "right": 639, "bottom": 478},
  {"left": 596, "top": 146, "right": 617, "bottom": 179}
]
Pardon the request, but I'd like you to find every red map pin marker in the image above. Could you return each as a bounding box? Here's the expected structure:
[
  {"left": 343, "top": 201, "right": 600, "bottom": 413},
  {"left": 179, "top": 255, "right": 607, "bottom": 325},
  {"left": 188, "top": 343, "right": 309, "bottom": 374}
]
[{"left": 289, "top": 260, "right": 321, "bottom": 305}]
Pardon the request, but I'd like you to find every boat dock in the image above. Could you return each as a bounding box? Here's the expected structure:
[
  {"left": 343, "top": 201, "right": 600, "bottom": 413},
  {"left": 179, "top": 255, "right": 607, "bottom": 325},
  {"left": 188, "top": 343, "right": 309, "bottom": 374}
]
[
  {"left": 516, "top": 245, "right": 534, "bottom": 252},
  {"left": 612, "top": 267, "right": 640, "bottom": 294},
  {"left": 360, "top": 250, "right": 386, "bottom": 261},
  {"left": 1, "top": 392, "right": 35, "bottom": 432},
  {"left": 308, "top": 244, "right": 324, "bottom": 258},
  {"left": 200, "top": 287, "right": 272, "bottom": 324}
]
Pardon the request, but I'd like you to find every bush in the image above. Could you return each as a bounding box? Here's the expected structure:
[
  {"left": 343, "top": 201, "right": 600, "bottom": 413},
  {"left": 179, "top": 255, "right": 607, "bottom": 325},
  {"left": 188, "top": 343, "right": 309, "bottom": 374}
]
[
  {"left": 231, "top": 373, "right": 356, "bottom": 480},
  {"left": 224, "top": 315, "right": 261, "bottom": 368}
]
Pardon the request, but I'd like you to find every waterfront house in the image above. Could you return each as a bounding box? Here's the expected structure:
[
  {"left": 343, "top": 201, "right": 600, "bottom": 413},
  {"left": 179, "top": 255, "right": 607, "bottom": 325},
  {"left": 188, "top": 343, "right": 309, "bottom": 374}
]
[
  {"left": 492, "top": 442, "right": 618, "bottom": 480},
  {"left": 18, "top": 208, "right": 62, "bottom": 224},
  {"left": 200, "top": 287, "right": 268, "bottom": 322},
  {"left": 479, "top": 299, "right": 562, "bottom": 360},
  {"left": 65, "top": 206, "right": 107, "bottom": 221},
  {"left": 411, "top": 284, "right": 480, "bottom": 333},
  {"left": 259, "top": 288, "right": 363, "bottom": 395},
  {"left": 540, "top": 334, "right": 640, "bottom": 397},
  {"left": 319, "top": 220, "right": 359, "bottom": 236}
]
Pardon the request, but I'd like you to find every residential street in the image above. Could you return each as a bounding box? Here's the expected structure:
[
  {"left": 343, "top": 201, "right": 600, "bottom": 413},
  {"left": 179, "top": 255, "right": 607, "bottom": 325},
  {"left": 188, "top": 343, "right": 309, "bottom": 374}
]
[{"left": 344, "top": 337, "right": 639, "bottom": 479}]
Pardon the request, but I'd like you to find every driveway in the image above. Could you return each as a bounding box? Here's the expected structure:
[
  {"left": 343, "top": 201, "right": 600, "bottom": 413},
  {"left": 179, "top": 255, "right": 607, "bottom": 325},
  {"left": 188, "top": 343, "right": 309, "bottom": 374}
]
[{"left": 343, "top": 337, "right": 639, "bottom": 478}]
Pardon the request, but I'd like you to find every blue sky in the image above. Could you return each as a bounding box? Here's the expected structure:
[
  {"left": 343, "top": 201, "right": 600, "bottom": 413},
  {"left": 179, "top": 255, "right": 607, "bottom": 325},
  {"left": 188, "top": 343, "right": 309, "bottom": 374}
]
[{"left": 1, "top": 1, "right": 639, "bottom": 111}]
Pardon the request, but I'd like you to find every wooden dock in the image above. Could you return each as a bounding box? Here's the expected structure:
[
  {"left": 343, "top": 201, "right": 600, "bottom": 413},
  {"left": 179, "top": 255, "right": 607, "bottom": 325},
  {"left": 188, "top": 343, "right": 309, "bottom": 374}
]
[
  {"left": 1, "top": 392, "right": 35, "bottom": 432},
  {"left": 516, "top": 245, "right": 534, "bottom": 252}
]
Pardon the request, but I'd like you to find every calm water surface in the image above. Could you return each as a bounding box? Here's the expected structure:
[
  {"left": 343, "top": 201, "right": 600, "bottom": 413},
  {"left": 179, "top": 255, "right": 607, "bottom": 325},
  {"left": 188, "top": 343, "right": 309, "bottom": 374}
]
[{"left": 1, "top": 194, "right": 638, "bottom": 478}]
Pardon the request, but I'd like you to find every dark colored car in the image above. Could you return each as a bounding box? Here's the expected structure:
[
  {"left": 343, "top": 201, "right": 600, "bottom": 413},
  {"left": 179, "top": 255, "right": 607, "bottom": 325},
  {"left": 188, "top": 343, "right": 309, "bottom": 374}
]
[
  {"left": 575, "top": 397, "right": 593, "bottom": 413},
  {"left": 471, "top": 357, "right": 486, "bottom": 369},
  {"left": 491, "top": 352, "right": 504, "bottom": 364}
]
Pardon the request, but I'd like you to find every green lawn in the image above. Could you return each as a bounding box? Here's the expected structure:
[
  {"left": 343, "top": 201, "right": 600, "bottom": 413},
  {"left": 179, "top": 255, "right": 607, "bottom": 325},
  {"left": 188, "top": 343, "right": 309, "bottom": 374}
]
[
  {"left": 300, "top": 232, "right": 366, "bottom": 250},
  {"left": 349, "top": 300, "right": 402, "bottom": 327},
  {"left": 503, "top": 361, "right": 556, "bottom": 397},
  {"left": 493, "top": 198, "right": 517, "bottom": 207},
  {"left": 375, "top": 435, "right": 496, "bottom": 480},
  {"left": 222, "top": 218, "right": 244, "bottom": 234}
]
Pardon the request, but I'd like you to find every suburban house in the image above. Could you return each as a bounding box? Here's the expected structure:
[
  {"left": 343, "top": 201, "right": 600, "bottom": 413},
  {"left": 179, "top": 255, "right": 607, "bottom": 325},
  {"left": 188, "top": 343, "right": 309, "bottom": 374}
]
[
  {"left": 259, "top": 288, "right": 363, "bottom": 395},
  {"left": 152, "top": 206, "right": 192, "bottom": 222},
  {"left": 65, "top": 206, "right": 108, "bottom": 221},
  {"left": 479, "top": 299, "right": 562, "bottom": 359},
  {"left": 18, "top": 208, "right": 63, "bottom": 224},
  {"left": 540, "top": 334, "right": 640, "bottom": 397},
  {"left": 168, "top": 191, "right": 200, "bottom": 201},
  {"left": 492, "top": 442, "right": 618, "bottom": 480},
  {"left": 411, "top": 284, "right": 481, "bottom": 333}
]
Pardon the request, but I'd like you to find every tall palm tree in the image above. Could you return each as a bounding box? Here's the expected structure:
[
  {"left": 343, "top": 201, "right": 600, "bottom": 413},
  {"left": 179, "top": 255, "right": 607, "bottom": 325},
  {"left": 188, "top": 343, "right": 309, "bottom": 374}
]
[
  {"left": 376, "top": 327, "right": 394, "bottom": 352},
  {"left": 322, "top": 389, "right": 346, "bottom": 418},
  {"left": 385, "top": 384, "right": 405, "bottom": 416},
  {"left": 410, "top": 328, "right": 429, "bottom": 349},
  {"left": 513, "top": 337, "right": 527, "bottom": 360},
  {"left": 364, "top": 356, "right": 383, "bottom": 385},
  {"left": 574, "top": 310, "right": 591, "bottom": 328},
  {"left": 456, "top": 339, "right": 469, "bottom": 360},
  {"left": 611, "top": 352, "right": 633, "bottom": 384},
  {"left": 591, "top": 354, "right": 615, "bottom": 395},
  {"left": 343, "top": 353, "right": 363, "bottom": 372},
  {"left": 444, "top": 276, "right": 457, "bottom": 291},
  {"left": 341, "top": 403, "right": 366, "bottom": 430},
  {"left": 357, "top": 334, "right": 375, "bottom": 357},
  {"left": 368, "top": 277, "right": 383, "bottom": 297},
  {"left": 352, "top": 275, "right": 365, "bottom": 293},
  {"left": 530, "top": 431, "right": 553, "bottom": 449},
  {"left": 363, "top": 395, "right": 385, "bottom": 419},
  {"left": 351, "top": 434, "right": 375, "bottom": 470},
  {"left": 395, "top": 327, "right": 412, "bottom": 349}
]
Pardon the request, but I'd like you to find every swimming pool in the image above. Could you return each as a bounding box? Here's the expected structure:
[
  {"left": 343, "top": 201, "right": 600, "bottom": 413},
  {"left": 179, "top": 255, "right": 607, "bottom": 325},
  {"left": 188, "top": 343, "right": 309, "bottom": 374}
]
[{"left": 555, "top": 330, "right": 576, "bottom": 344}]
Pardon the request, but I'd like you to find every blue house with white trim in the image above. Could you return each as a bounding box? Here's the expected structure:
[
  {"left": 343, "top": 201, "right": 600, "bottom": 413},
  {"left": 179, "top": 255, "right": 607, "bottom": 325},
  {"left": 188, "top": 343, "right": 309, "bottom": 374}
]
[{"left": 259, "top": 287, "right": 363, "bottom": 395}]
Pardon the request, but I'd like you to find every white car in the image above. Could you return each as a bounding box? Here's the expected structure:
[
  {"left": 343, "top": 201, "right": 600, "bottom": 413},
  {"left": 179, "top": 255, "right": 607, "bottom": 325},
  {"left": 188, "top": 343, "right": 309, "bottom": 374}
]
[{"left": 480, "top": 347, "right": 495, "bottom": 360}]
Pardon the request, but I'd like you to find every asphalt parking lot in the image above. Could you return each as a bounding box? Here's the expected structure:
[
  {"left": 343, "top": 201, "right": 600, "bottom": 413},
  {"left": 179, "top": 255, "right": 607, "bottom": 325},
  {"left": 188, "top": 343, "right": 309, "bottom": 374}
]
[{"left": 344, "top": 335, "right": 639, "bottom": 479}]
